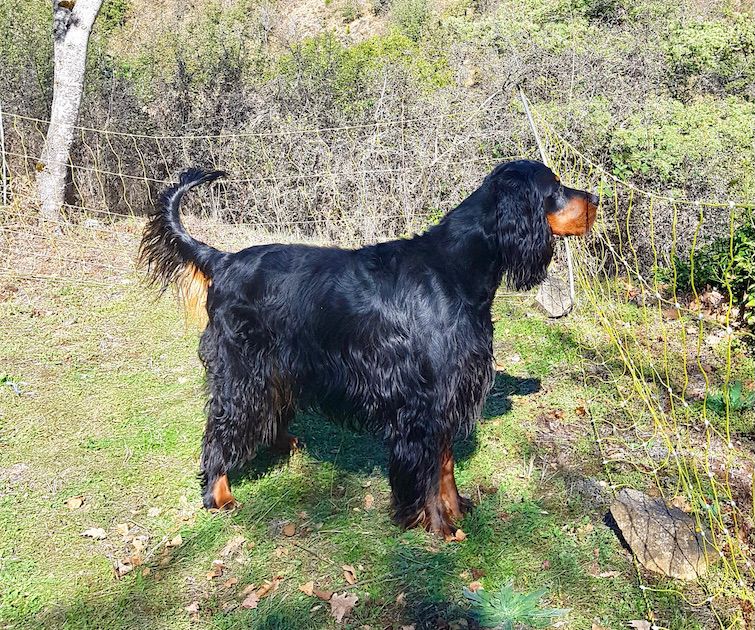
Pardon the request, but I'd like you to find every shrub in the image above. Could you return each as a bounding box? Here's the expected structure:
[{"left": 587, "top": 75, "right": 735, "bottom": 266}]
[
  {"left": 669, "top": 214, "right": 755, "bottom": 328},
  {"left": 464, "top": 581, "right": 568, "bottom": 629},
  {"left": 664, "top": 14, "right": 755, "bottom": 97},
  {"left": 609, "top": 96, "right": 755, "bottom": 200},
  {"left": 391, "top": 0, "right": 430, "bottom": 41},
  {"left": 706, "top": 381, "right": 755, "bottom": 415},
  {"left": 276, "top": 30, "right": 451, "bottom": 111}
]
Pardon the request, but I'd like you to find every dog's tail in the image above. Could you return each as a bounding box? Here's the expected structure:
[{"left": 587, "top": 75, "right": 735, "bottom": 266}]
[{"left": 139, "top": 168, "right": 226, "bottom": 323}]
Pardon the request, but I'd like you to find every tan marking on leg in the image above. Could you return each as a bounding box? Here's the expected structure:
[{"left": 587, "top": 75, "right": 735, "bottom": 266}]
[
  {"left": 272, "top": 431, "right": 303, "bottom": 453},
  {"left": 439, "top": 449, "right": 465, "bottom": 521},
  {"left": 212, "top": 474, "right": 236, "bottom": 509}
]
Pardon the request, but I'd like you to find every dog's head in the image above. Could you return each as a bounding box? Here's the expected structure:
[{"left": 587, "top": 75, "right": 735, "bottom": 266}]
[{"left": 487, "top": 160, "right": 598, "bottom": 290}]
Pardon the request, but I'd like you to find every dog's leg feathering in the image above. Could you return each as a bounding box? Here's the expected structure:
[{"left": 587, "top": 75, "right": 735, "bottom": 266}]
[{"left": 389, "top": 406, "right": 464, "bottom": 539}]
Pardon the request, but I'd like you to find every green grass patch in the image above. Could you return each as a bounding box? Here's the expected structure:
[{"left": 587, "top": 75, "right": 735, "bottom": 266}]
[{"left": 0, "top": 280, "right": 721, "bottom": 628}]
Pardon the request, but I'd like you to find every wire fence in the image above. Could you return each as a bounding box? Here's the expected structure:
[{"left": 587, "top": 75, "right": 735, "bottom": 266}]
[{"left": 540, "top": 117, "right": 755, "bottom": 626}]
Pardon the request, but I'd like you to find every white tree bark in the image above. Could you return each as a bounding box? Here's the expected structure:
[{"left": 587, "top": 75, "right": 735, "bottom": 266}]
[{"left": 37, "top": 0, "right": 103, "bottom": 223}]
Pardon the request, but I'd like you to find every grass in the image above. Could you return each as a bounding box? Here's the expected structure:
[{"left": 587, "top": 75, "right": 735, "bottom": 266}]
[{"left": 0, "top": 275, "right": 740, "bottom": 628}]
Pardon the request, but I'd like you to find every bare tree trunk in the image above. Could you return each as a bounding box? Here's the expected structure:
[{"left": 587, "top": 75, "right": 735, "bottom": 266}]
[{"left": 37, "top": 0, "right": 103, "bottom": 224}]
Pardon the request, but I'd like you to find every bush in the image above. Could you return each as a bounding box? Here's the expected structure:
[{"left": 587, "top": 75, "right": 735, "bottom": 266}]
[
  {"left": 664, "top": 14, "right": 755, "bottom": 98},
  {"left": 670, "top": 214, "right": 755, "bottom": 328},
  {"left": 391, "top": 0, "right": 430, "bottom": 40},
  {"left": 0, "top": 0, "right": 53, "bottom": 114},
  {"left": 609, "top": 96, "right": 755, "bottom": 200}
]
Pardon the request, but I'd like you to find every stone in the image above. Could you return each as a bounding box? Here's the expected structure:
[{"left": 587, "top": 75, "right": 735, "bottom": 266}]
[
  {"left": 535, "top": 275, "right": 573, "bottom": 318},
  {"left": 610, "top": 488, "right": 717, "bottom": 580}
]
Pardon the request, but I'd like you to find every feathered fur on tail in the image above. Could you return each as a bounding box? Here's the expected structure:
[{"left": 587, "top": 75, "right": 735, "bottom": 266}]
[{"left": 139, "top": 168, "right": 226, "bottom": 323}]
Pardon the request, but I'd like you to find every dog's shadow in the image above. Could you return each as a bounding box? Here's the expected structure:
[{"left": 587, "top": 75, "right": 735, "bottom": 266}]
[{"left": 236, "top": 370, "right": 541, "bottom": 480}]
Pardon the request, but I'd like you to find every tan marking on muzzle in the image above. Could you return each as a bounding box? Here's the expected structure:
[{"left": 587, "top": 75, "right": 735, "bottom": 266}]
[{"left": 547, "top": 197, "right": 597, "bottom": 236}]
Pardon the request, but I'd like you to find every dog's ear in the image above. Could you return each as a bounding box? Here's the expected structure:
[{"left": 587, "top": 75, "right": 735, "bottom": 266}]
[{"left": 494, "top": 176, "right": 554, "bottom": 290}]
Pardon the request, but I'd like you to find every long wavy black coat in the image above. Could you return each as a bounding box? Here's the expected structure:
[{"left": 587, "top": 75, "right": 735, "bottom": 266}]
[{"left": 139, "top": 160, "right": 598, "bottom": 537}]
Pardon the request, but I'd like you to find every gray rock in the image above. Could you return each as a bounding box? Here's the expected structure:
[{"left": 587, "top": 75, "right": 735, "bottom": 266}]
[
  {"left": 610, "top": 488, "right": 717, "bottom": 580},
  {"left": 535, "top": 275, "right": 573, "bottom": 318}
]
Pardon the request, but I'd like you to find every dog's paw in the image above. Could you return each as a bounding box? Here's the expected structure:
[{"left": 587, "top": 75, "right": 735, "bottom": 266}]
[{"left": 273, "top": 433, "right": 305, "bottom": 454}]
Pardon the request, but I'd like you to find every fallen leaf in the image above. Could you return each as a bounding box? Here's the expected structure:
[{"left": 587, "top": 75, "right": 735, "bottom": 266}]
[
  {"left": 395, "top": 592, "right": 406, "bottom": 606},
  {"left": 598, "top": 571, "right": 621, "bottom": 578},
  {"left": 342, "top": 564, "right": 357, "bottom": 584},
  {"left": 114, "top": 559, "right": 134, "bottom": 578},
  {"left": 467, "top": 581, "right": 483, "bottom": 592},
  {"left": 185, "top": 601, "right": 200, "bottom": 614},
  {"left": 299, "top": 581, "right": 314, "bottom": 596},
  {"left": 402, "top": 626, "right": 416, "bottom": 630},
  {"left": 330, "top": 592, "right": 358, "bottom": 623},
  {"left": 575, "top": 405, "right": 587, "bottom": 417},
  {"left": 147, "top": 507, "right": 161, "bottom": 518},
  {"left": 310, "top": 604, "right": 323, "bottom": 612},
  {"left": 364, "top": 494, "right": 375, "bottom": 510},
  {"left": 65, "top": 496, "right": 84, "bottom": 510},
  {"left": 314, "top": 589, "right": 334, "bottom": 601},
  {"left": 168, "top": 534, "right": 183, "bottom": 548},
  {"left": 541, "top": 560, "right": 551, "bottom": 570},
  {"left": 241, "top": 592, "right": 259, "bottom": 609},
  {"left": 132, "top": 535, "right": 149, "bottom": 554},
  {"left": 81, "top": 527, "right": 107, "bottom": 539},
  {"left": 471, "top": 568, "right": 486, "bottom": 579},
  {"left": 592, "top": 624, "right": 607, "bottom": 630},
  {"left": 221, "top": 534, "right": 247, "bottom": 557},
  {"left": 223, "top": 577, "right": 239, "bottom": 589},
  {"left": 115, "top": 523, "right": 130, "bottom": 537},
  {"left": 241, "top": 584, "right": 257, "bottom": 596},
  {"left": 282, "top": 522, "right": 296, "bottom": 537},
  {"left": 256, "top": 577, "right": 282, "bottom": 599},
  {"left": 451, "top": 528, "right": 466, "bottom": 542},
  {"left": 207, "top": 560, "right": 224, "bottom": 580},
  {"left": 141, "top": 567, "right": 151, "bottom": 577},
  {"left": 670, "top": 495, "right": 692, "bottom": 512},
  {"left": 628, "top": 622, "right": 651, "bottom": 630}
]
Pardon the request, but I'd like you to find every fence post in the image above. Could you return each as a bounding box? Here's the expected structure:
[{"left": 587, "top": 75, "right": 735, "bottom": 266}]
[
  {"left": 0, "top": 102, "right": 7, "bottom": 206},
  {"left": 518, "top": 87, "right": 576, "bottom": 316}
]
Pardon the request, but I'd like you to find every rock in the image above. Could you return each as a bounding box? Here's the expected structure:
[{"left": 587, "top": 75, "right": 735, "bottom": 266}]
[
  {"left": 610, "top": 488, "right": 716, "bottom": 580},
  {"left": 535, "top": 275, "right": 573, "bottom": 318}
]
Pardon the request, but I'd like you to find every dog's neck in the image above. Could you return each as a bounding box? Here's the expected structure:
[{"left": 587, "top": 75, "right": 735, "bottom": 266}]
[{"left": 420, "top": 183, "right": 505, "bottom": 307}]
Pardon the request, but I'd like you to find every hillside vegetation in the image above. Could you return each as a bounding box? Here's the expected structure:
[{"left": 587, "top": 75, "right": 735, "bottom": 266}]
[{"left": 1, "top": 0, "right": 753, "bottom": 202}]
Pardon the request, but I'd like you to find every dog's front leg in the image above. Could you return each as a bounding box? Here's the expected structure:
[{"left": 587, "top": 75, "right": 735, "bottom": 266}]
[{"left": 388, "top": 415, "right": 465, "bottom": 539}]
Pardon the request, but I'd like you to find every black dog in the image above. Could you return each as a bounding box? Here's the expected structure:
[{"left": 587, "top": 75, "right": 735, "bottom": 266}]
[{"left": 139, "top": 160, "right": 597, "bottom": 538}]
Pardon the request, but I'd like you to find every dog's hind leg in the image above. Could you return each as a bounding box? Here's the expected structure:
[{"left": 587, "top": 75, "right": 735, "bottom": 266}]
[
  {"left": 198, "top": 331, "right": 283, "bottom": 510},
  {"left": 266, "top": 371, "right": 304, "bottom": 454},
  {"left": 200, "top": 431, "right": 237, "bottom": 510},
  {"left": 271, "top": 402, "right": 304, "bottom": 454}
]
